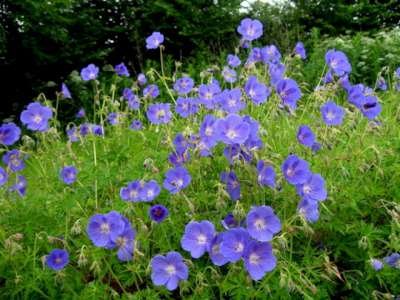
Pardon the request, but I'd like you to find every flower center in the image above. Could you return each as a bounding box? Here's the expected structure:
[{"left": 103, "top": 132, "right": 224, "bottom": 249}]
[
  {"left": 116, "top": 236, "right": 127, "bottom": 248},
  {"left": 326, "top": 111, "right": 335, "bottom": 121},
  {"left": 226, "top": 129, "right": 237, "bottom": 139},
  {"left": 249, "top": 89, "right": 256, "bottom": 97},
  {"left": 303, "top": 184, "right": 312, "bottom": 194},
  {"left": 100, "top": 223, "right": 110, "bottom": 234},
  {"left": 235, "top": 242, "right": 244, "bottom": 253},
  {"left": 197, "top": 234, "right": 207, "bottom": 245},
  {"left": 166, "top": 264, "right": 176, "bottom": 275},
  {"left": 254, "top": 218, "right": 266, "bottom": 230},
  {"left": 205, "top": 127, "right": 213, "bottom": 136},
  {"left": 33, "top": 114, "right": 43, "bottom": 124},
  {"left": 249, "top": 253, "right": 260, "bottom": 265},
  {"left": 156, "top": 110, "right": 166, "bottom": 118},
  {"left": 129, "top": 190, "right": 138, "bottom": 199}
]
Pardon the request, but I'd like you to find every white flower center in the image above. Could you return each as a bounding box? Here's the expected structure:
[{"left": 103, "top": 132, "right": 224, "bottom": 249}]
[
  {"left": 100, "top": 223, "right": 110, "bottom": 234},
  {"left": 197, "top": 234, "right": 207, "bottom": 245},
  {"left": 254, "top": 218, "right": 266, "bottom": 230},
  {"left": 166, "top": 264, "right": 176, "bottom": 275},
  {"left": 205, "top": 127, "right": 213, "bottom": 136},
  {"left": 33, "top": 114, "right": 43, "bottom": 124},
  {"left": 249, "top": 253, "right": 260, "bottom": 265},
  {"left": 226, "top": 129, "right": 237, "bottom": 139},
  {"left": 326, "top": 111, "right": 335, "bottom": 121},
  {"left": 303, "top": 184, "right": 312, "bottom": 194},
  {"left": 235, "top": 242, "right": 244, "bottom": 253}
]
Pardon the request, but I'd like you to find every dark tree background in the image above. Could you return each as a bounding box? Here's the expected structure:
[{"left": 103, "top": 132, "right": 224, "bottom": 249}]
[{"left": 1, "top": 0, "right": 399, "bottom": 119}]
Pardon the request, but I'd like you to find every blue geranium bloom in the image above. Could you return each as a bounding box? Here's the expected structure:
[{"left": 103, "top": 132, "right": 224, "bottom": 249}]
[
  {"left": 130, "top": 120, "right": 142, "bottom": 131},
  {"left": 384, "top": 253, "right": 400, "bottom": 268},
  {"left": 276, "top": 78, "right": 301, "bottom": 110},
  {"left": 66, "top": 126, "right": 79, "bottom": 142},
  {"left": 360, "top": 96, "right": 382, "bottom": 120},
  {"left": 147, "top": 103, "right": 172, "bottom": 124},
  {"left": 163, "top": 166, "right": 191, "bottom": 194},
  {"left": 395, "top": 67, "right": 400, "bottom": 79},
  {"left": 218, "top": 88, "right": 245, "bottom": 113},
  {"left": 137, "top": 73, "right": 147, "bottom": 85},
  {"left": 220, "top": 227, "right": 250, "bottom": 262},
  {"left": 146, "top": 32, "right": 164, "bottom": 49},
  {"left": 168, "top": 150, "right": 190, "bottom": 167},
  {"left": 282, "top": 154, "right": 311, "bottom": 185},
  {"left": 246, "top": 47, "right": 263, "bottom": 65},
  {"left": 80, "top": 64, "right": 99, "bottom": 81},
  {"left": 151, "top": 251, "right": 188, "bottom": 291},
  {"left": 321, "top": 101, "right": 345, "bottom": 126},
  {"left": 120, "top": 180, "right": 142, "bottom": 202},
  {"left": 244, "top": 76, "right": 270, "bottom": 105},
  {"left": 181, "top": 220, "right": 215, "bottom": 258},
  {"left": 198, "top": 82, "right": 221, "bottom": 109},
  {"left": 10, "top": 175, "right": 27, "bottom": 196},
  {"left": 256, "top": 160, "right": 275, "bottom": 188},
  {"left": 370, "top": 259, "right": 383, "bottom": 271},
  {"left": 376, "top": 77, "right": 387, "bottom": 91},
  {"left": 139, "top": 180, "right": 161, "bottom": 202},
  {"left": 220, "top": 171, "right": 240, "bottom": 200},
  {"left": 296, "top": 173, "right": 327, "bottom": 202},
  {"left": 208, "top": 233, "right": 229, "bottom": 266},
  {"left": 86, "top": 211, "right": 125, "bottom": 247},
  {"left": 20, "top": 102, "right": 53, "bottom": 132},
  {"left": 107, "top": 112, "right": 120, "bottom": 125},
  {"left": 237, "top": 18, "right": 263, "bottom": 41},
  {"left": 297, "top": 125, "right": 316, "bottom": 148},
  {"left": 76, "top": 108, "right": 85, "bottom": 119},
  {"left": 227, "top": 54, "right": 241, "bottom": 68},
  {"left": 3, "top": 149, "right": 25, "bottom": 172},
  {"left": 0, "top": 123, "right": 21, "bottom": 146},
  {"left": 174, "top": 77, "right": 194, "bottom": 95},
  {"left": 294, "top": 42, "right": 306, "bottom": 59},
  {"left": 297, "top": 198, "right": 320, "bottom": 223},
  {"left": 199, "top": 115, "right": 218, "bottom": 148},
  {"left": 269, "top": 63, "right": 285, "bottom": 86},
  {"left": 173, "top": 133, "right": 190, "bottom": 154},
  {"left": 222, "top": 66, "right": 237, "bottom": 83},
  {"left": 261, "top": 45, "right": 281, "bottom": 64},
  {"left": 246, "top": 206, "right": 281, "bottom": 242},
  {"left": 108, "top": 216, "right": 136, "bottom": 261},
  {"left": 221, "top": 213, "right": 239, "bottom": 230},
  {"left": 92, "top": 124, "right": 104, "bottom": 136},
  {"left": 61, "top": 83, "right": 72, "bottom": 99},
  {"left": 175, "top": 97, "right": 199, "bottom": 118},
  {"left": 325, "top": 49, "right": 351, "bottom": 77},
  {"left": 143, "top": 84, "right": 159, "bottom": 98},
  {"left": 215, "top": 114, "right": 250, "bottom": 145},
  {"left": 60, "top": 166, "right": 78, "bottom": 185},
  {"left": 46, "top": 249, "right": 69, "bottom": 271},
  {"left": 149, "top": 204, "right": 169, "bottom": 223},
  {"left": 114, "top": 62, "right": 130, "bottom": 77},
  {"left": 0, "top": 167, "right": 8, "bottom": 186},
  {"left": 243, "top": 240, "right": 277, "bottom": 281}
]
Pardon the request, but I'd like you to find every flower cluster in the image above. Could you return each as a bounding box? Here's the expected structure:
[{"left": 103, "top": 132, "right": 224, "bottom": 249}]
[{"left": 120, "top": 179, "right": 161, "bottom": 202}]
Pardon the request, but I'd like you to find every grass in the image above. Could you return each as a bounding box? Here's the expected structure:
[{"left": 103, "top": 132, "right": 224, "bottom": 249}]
[{"left": 0, "top": 57, "right": 399, "bottom": 300}]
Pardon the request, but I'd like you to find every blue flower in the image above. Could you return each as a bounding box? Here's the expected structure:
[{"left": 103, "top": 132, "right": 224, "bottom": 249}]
[
  {"left": 80, "top": 64, "right": 99, "bottom": 81},
  {"left": 181, "top": 220, "right": 215, "bottom": 258},
  {"left": 146, "top": 32, "right": 164, "bottom": 49},
  {"left": 46, "top": 249, "right": 69, "bottom": 271},
  {"left": 60, "top": 166, "right": 78, "bottom": 185},
  {"left": 20, "top": 102, "right": 53, "bottom": 132},
  {"left": 114, "top": 62, "right": 130, "bottom": 77},
  {"left": 321, "top": 101, "right": 345, "bottom": 126},
  {"left": 237, "top": 18, "right": 263, "bottom": 41},
  {"left": 0, "top": 123, "right": 21, "bottom": 146}
]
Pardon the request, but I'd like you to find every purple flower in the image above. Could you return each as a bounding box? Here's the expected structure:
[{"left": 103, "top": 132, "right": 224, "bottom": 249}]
[
  {"left": 360, "top": 96, "right": 381, "bottom": 120},
  {"left": 321, "top": 101, "right": 345, "bottom": 126},
  {"left": 60, "top": 166, "right": 78, "bottom": 185},
  {"left": 276, "top": 78, "right": 302, "bottom": 110},
  {"left": 222, "top": 67, "right": 237, "bottom": 83},
  {"left": 0, "top": 123, "right": 21, "bottom": 146},
  {"left": 130, "top": 120, "right": 142, "bottom": 130},
  {"left": 256, "top": 161, "right": 275, "bottom": 188},
  {"left": 294, "top": 42, "right": 306, "bottom": 59},
  {"left": 181, "top": 220, "right": 215, "bottom": 258},
  {"left": 175, "top": 97, "right": 199, "bottom": 118},
  {"left": 384, "top": 253, "right": 400, "bottom": 268},
  {"left": 221, "top": 213, "right": 239, "bottom": 230},
  {"left": 218, "top": 88, "right": 245, "bottom": 113},
  {"left": 163, "top": 166, "right": 191, "bottom": 194},
  {"left": 108, "top": 217, "right": 136, "bottom": 261},
  {"left": 10, "top": 175, "right": 27, "bottom": 196},
  {"left": 220, "top": 171, "right": 241, "bottom": 201},
  {"left": 376, "top": 77, "right": 387, "bottom": 91},
  {"left": 139, "top": 180, "right": 161, "bottom": 202},
  {"left": 199, "top": 115, "right": 218, "bottom": 148},
  {"left": 243, "top": 240, "right": 277, "bottom": 280},
  {"left": 244, "top": 76, "right": 270, "bottom": 105},
  {"left": 137, "top": 73, "right": 147, "bottom": 85},
  {"left": 168, "top": 150, "right": 190, "bottom": 167},
  {"left": 395, "top": 67, "right": 400, "bottom": 79},
  {"left": 215, "top": 114, "right": 250, "bottom": 145},
  {"left": 297, "top": 198, "right": 320, "bottom": 223},
  {"left": 269, "top": 63, "right": 285, "bottom": 86},
  {"left": 174, "top": 77, "right": 194, "bottom": 95},
  {"left": 107, "top": 112, "right": 120, "bottom": 125},
  {"left": 120, "top": 180, "right": 142, "bottom": 202},
  {"left": 0, "top": 167, "right": 8, "bottom": 186},
  {"left": 237, "top": 18, "right": 263, "bottom": 41},
  {"left": 246, "top": 206, "right": 281, "bottom": 242},
  {"left": 296, "top": 173, "right": 327, "bottom": 202},
  {"left": 297, "top": 125, "right": 316, "bottom": 148},
  {"left": 247, "top": 47, "right": 263, "bottom": 65},
  {"left": 282, "top": 154, "right": 311, "bottom": 185},
  {"left": 80, "top": 64, "right": 99, "bottom": 81},
  {"left": 114, "top": 62, "right": 130, "bottom": 77},
  {"left": 261, "top": 45, "right": 281, "bottom": 64},
  {"left": 151, "top": 251, "right": 188, "bottom": 291},
  {"left": 198, "top": 82, "right": 221, "bottom": 109},
  {"left": 61, "top": 83, "right": 72, "bottom": 99},
  {"left": 227, "top": 54, "right": 241, "bottom": 68},
  {"left": 3, "top": 149, "right": 25, "bottom": 172},
  {"left": 76, "top": 108, "right": 85, "bottom": 119},
  {"left": 143, "top": 84, "right": 160, "bottom": 99},
  {"left": 92, "top": 124, "right": 104, "bottom": 136},
  {"left": 46, "top": 249, "right": 69, "bottom": 271},
  {"left": 147, "top": 103, "right": 172, "bottom": 125},
  {"left": 20, "top": 102, "right": 53, "bottom": 132},
  {"left": 146, "top": 32, "right": 164, "bottom": 49},
  {"left": 208, "top": 233, "right": 229, "bottom": 266},
  {"left": 149, "top": 204, "right": 169, "bottom": 223},
  {"left": 86, "top": 211, "right": 125, "bottom": 247},
  {"left": 67, "top": 126, "right": 80, "bottom": 143},
  {"left": 370, "top": 259, "right": 383, "bottom": 271},
  {"left": 325, "top": 49, "right": 351, "bottom": 77},
  {"left": 173, "top": 133, "right": 190, "bottom": 154},
  {"left": 220, "top": 227, "right": 250, "bottom": 262}
]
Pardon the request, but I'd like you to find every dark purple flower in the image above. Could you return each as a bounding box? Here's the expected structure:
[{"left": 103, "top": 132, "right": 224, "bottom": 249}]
[
  {"left": 10, "top": 175, "right": 27, "bottom": 196},
  {"left": 198, "top": 82, "right": 221, "bottom": 109},
  {"left": 147, "top": 103, "right": 172, "bottom": 124},
  {"left": 208, "top": 233, "right": 229, "bottom": 266},
  {"left": 244, "top": 76, "right": 270, "bottom": 105},
  {"left": 261, "top": 45, "right": 281, "bottom": 64},
  {"left": 222, "top": 67, "right": 237, "bottom": 83},
  {"left": 311, "top": 142, "right": 322, "bottom": 153},
  {"left": 76, "top": 108, "right": 85, "bottom": 119},
  {"left": 276, "top": 78, "right": 302, "bottom": 110},
  {"left": 294, "top": 42, "right": 306, "bottom": 59},
  {"left": 218, "top": 88, "right": 245, "bottom": 113},
  {"left": 174, "top": 77, "right": 194, "bottom": 95},
  {"left": 3, "top": 149, "right": 25, "bottom": 172},
  {"left": 151, "top": 251, "right": 188, "bottom": 291},
  {"left": 61, "top": 83, "right": 72, "bottom": 99},
  {"left": 282, "top": 154, "right": 311, "bottom": 185},
  {"left": 137, "top": 73, "right": 147, "bottom": 85},
  {"left": 60, "top": 166, "right": 78, "bottom": 185},
  {"left": 237, "top": 18, "right": 263, "bottom": 41},
  {"left": 221, "top": 213, "right": 239, "bottom": 230},
  {"left": 20, "top": 102, "right": 53, "bottom": 132},
  {"left": 323, "top": 70, "right": 334, "bottom": 84},
  {"left": 215, "top": 114, "right": 250, "bottom": 145},
  {"left": 139, "top": 180, "right": 161, "bottom": 202},
  {"left": 384, "top": 253, "right": 400, "bottom": 268},
  {"left": 220, "top": 171, "right": 240, "bottom": 201},
  {"left": 297, "top": 125, "right": 316, "bottom": 148},
  {"left": 181, "top": 220, "right": 215, "bottom": 258},
  {"left": 149, "top": 204, "right": 169, "bottom": 223},
  {"left": 79, "top": 123, "right": 91, "bottom": 136},
  {"left": 80, "top": 64, "right": 99, "bottom": 81},
  {"left": 46, "top": 249, "right": 69, "bottom": 271},
  {"left": 130, "top": 120, "right": 142, "bottom": 130},
  {"left": 143, "top": 84, "right": 160, "bottom": 99},
  {"left": 163, "top": 167, "right": 191, "bottom": 194},
  {"left": 370, "top": 259, "right": 383, "bottom": 271},
  {"left": 246, "top": 206, "right": 281, "bottom": 242},
  {"left": 146, "top": 32, "right": 164, "bottom": 49},
  {"left": 0, "top": 123, "right": 21, "bottom": 146},
  {"left": 243, "top": 240, "right": 277, "bottom": 280},
  {"left": 220, "top": 227, "right": 250, "bottom": 262},
  {"left": 114, "top": 62, "right": 130, "bottom": 77},
  {"left": 0, "top": 167, "right": 8, "bottom": 186},
  {"left": 227, "top": 54, "right": 241, "bottom": 68},
  {"left": 120, "top": 180, "right": 142, "bottom": 202},
  {"left": 360, "top": 95, "right": 381, "bottom": 120},
  {"left": 175, "top": 97, "right": 199, "bottom": 118},
  {"left": 92, "top": 124, "right": 104, "bottom": 136},
  {"left": 297, "top": 198, "right": 320, "bottom": 223},
  {"left": 256, "top": 161, "right": 275, "bottom": 188},
  {"left": 296, "top": 173, "right": 327, "bottom": 202},
  {"left": 325, "top": 49, "right": 351, "bottom": 77},
  {"left": 86, "top": 211, "right": 125, "bottom": 247},
  {"left": 108, "top": 217, "right": 136, "bottom": 261},
  {"left": 321, "top": 101, "right": 345, "bottom": 126}
]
